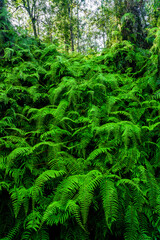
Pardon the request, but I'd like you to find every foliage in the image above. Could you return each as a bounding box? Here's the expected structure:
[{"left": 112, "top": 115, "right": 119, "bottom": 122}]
[{"left": 0, "top": 25, "right": 160, "bottom": 240}]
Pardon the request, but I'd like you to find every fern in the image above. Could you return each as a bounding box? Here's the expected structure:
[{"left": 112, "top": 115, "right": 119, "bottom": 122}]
[
  {"left": 124, "top": 205, "right": 139, "bottom": 240},
  {"left": 78, "top": 171, "right": 101, "bottom": 225},
  {"left": 100, "top": 178, "right": 118, "bottom": 230},
  {"left": 42, "top": 201, "right": 69, "bottom": 226},
  {"left": 6, "top": 147, "right": 32, "bottom": 167},
  {"left": 24, "top": 210, "right": 42, "bottom": 231},
  {"left": 32, "top": 170, "right": 65, "bottom": 207},
  {"left": 86, "top": 147, "right": 113, "bottom": 163},
  {"left": 1, "top": 30, "right": 160, "bottom": 239},
  {"left": 10, "top": 186, "right": 30, "bottom": 218},
  {"left": 0, "top": 221, "right": 21, "bottom": 240}
]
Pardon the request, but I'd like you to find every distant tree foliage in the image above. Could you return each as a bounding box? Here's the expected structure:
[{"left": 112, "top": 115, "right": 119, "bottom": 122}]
[{"left": 5, "top": 0, "right": 159, "bottom": 52}]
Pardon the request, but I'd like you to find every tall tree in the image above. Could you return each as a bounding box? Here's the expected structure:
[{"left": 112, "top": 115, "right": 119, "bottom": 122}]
[
  {"left": 76, "top": 0, "right": 80, "bottom": 51},
  {"left": 68, "top": 0, "right": 74, "bottom": 51},
  {"left": 20, "top": 0, "right": 38, "bottom": 37},
  {"left": 10, "top": 0, "right": 46, "bottom": 38},
  {"left": 113, "top": 0, "right": 147, "bottom": 46},
  {"left": 0, "top": 0, "right": 13, "bottom": 53},
  {"left": 53, "top": 0, "right": 75, "bottom": 52}
]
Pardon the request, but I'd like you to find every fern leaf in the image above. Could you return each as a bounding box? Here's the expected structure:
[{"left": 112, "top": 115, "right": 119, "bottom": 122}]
[
  {"left": 137, "top": 234, "right": 152, "bottom": 240},
  {"left": 32, "top": 170, "right": 65, "bottom": 207},
  {"left": 87, "top": 148, "right": 113, "bottom": 162},
  {"left": 66, "top": 200, "right": 86, "bottom": 231},
  {"left": 54, "top": 175, "right": 81, "bottom": 203},
  {"left": 7, "top": 147, "right": 31, "bottom": 166},
  {"left": 10, "top": 186, "right": 29, "bottom": 218},
  {"left": 100, "top": 178, "right": 118, "bottom": 229},
  {"left": 32, "top": 141, "right": 64, "bottom": 151},
  {"left": 24, "top": 210, "right": 42, "bottom": 231},
  {"left": 124, "top": 205, "right": 139, "bottom": 240},
  {"left": 78, "top": 171, "right": 102, "bottom": 225},
  {"left": 1, "top": 221, "right": 21, "bottom": 240},
  {"left": 42, "top": 201, "right": 67, "bottom": 226}
]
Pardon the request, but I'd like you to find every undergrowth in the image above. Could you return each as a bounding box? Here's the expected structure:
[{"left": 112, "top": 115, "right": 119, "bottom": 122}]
[{"left": 0, "top": 28, "right": 160, "bottom": 240}]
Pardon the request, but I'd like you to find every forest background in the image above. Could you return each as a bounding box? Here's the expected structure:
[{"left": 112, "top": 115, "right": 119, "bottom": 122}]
[{"left": 1, "top": 0, "right": 160, "bottom": 239}]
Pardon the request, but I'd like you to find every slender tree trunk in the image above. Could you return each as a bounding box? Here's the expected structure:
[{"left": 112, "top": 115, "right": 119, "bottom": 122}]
[
  {"left": 64, "top": 22, "right": 69, "bottom": 52},
  {"left": 76, "top": 0, "right": 80, "bottom": 52},
  {"left": 36, "top": 14, "right": 40, "bottom": 36},
  {"left": 31, "top": 17, "right": 37, "bottom": 38},
  {"left": 22, "top": 0, "right": 38, "bottom": 38},
  {"left": 68, "top": 0, "right": 74, "bottom": 52},
  {"left": 48, "top": 20, "right": 52, "bottom": 42},
  {"left": 101, "top": 0, "right": 106, "bottom": 48}
]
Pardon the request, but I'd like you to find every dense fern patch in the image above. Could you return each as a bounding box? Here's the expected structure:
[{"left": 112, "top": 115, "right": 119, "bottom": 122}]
[{"left": 0, "top": 32, "right": 160, "bottom": 240}]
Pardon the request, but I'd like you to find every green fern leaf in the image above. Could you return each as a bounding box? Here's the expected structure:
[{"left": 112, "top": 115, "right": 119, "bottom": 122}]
[
  {"left": 100, "top": 178, "right": 118, "bottom": 230},
  {"left": 32, "top": 170, "right": 65, "bottom": 207},
  {"left": 124, "top": 205, "right": 139, "bottom": 240}
]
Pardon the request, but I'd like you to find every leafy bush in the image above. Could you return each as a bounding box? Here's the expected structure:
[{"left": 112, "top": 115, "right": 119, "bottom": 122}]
[{"left": 0, "top": 34, "right": 160, "bottom": 240}]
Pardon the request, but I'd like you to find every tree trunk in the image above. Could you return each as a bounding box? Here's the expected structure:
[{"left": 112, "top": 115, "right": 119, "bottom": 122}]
[
  {"left": 68, "top": 0, "right": 74, "bottom": 52},
  {"left": 31, "top": 17, "right": 37, "bottom": 38},
  {"left": 76, "top": 0, "right": 80, "bottom": 52},
  {"left": 64, "top": 22, "right": 69, "bottom": 52},
  {"left": 101, "top": 0, "right": 106, "bottom": 48},
  {"left": 22, "top": 0, "right": 38, "bottom": 38}
]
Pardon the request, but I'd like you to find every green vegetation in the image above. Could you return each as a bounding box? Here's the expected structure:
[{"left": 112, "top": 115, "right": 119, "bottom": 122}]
[{"left": 1, "top": 0, "right": 160, "bottom": 239}]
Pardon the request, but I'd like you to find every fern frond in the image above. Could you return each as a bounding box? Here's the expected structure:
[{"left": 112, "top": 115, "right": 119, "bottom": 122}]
[
  {"left": 2, "top": 135, "right": 29, "bottom": 146},
  {"left": 6, "top": 147, "right": 31, "bottom": 167},
  {"left": 24, "top": 210, "right": 42, "bottom": 231},
  {"left": 96, "top": 122, "right": 120, "bottom": 138},
  {"left": 34, "top": 170, "right": 65, "bottom": 188},
  {"left": 1, "top": 220, "right": 21, "bottom": 240},
  {"left": 54, "top": 175, "right": 81, "bottom": 203},
  {"left": 66, "top": 200, "right": 86, "bottom": 231},
  {"left": 86, "top": 148, "right": 113, "bottom": 163},
  {"left": 6, "top": 127, "right": 25, "bottom": 136},
  {"left": 100, "top": 178, "right": 118, "bottom": 229},
  {"left": 32, "top": 170, "right": 65, "bottom": 207},
  {"left": 0, "top": 181, "right": 9, "bottom": 191},
  {"left": 117, "top": 178, "right": 145, "bottom": 210},
  {"left": 124, "top": 205, "right": 139, "bottom": 240},
  {"left": 111, "top": 111, "right": 135, "bottom": 123},
  {"left": 40, "top": 126, "right": 71, "bottom": 141},
  {"left": 78, "top": 171, "right": 102, "bottom": 225},
  {"left": 10, "top": 186, "right": 30, "bottom": 218},
  {"left": 0, "top": 91, "right": 9, "bottom": 105},
  {"left": 3, "top": 47, "right": 14, "bottom": 61},
  {"left": 28, "top": 106, "right": 55, "bottom": 129},
  {"left": 38, "top": 227, "right": 50, "bottom": 240},
  {"left": 121, "top": 122, "right": 141, "bottom": 148},
  {"left": 137, "top": 234, "right": 152, "bottom": 240},
  {"left": 32, "top": 141, "right": 64, "bottom": 151},
  {"left": 42, "top": 201, "right": 68, "bottom": 226},
  {"left": 40, "top": 44, "right": 58, "bottom": 61},
  {"left": 138, "top": 213, "right": 152, "bottom": 240},
  {"left": 55, "top": 99, "right": 69, "bottom": 122}
]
